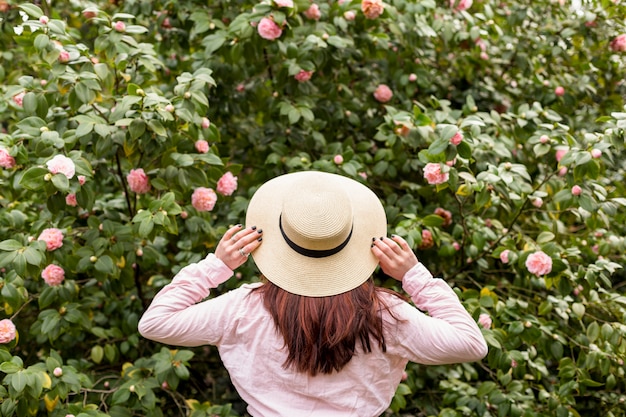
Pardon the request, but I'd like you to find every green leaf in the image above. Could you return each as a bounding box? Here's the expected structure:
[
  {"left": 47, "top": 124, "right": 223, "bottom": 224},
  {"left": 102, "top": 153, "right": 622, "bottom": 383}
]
[
  {"left": 19, "top": 3, "right": 43, "bottom": 18},
  {"left": 421, "top": 214, "right": 445, "bottom": 227},
  {"left": 536, "top": 232, "right": 555, "bottom": 244},
  {"left": 91, "top": 346, "right": 104, "bottom": 364},
  {"left": 19, "top": 167, "right": 48, "bottom": 190},
  {"left": 51, "top": 173, "right": 70, "bottom": 192},
  {"left": 0, "top": 240, "right": 23, "bottom": 251},
  {"left": 95, "top": 255, "right": 116, "bottom": 274},
  {"left": 586, "top": 322, "right": 600, "bottom": 342}
]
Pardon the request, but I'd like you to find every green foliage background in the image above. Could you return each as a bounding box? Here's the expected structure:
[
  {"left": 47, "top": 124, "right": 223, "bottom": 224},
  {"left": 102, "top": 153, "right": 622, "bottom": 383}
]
[{"left": 1, "top": 0, "right": 626, "bottom": 416}]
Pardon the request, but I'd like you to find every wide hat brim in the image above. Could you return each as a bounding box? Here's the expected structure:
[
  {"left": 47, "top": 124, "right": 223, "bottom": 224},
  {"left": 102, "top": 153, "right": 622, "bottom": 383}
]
[{"left": 245, "top": 171, "right": 387, "bottom": 297}]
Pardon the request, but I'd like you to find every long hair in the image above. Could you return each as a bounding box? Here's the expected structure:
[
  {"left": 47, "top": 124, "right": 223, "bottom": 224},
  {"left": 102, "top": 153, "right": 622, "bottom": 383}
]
[{"left": 254, "top": 278, "right": 402, "bottom": 376}]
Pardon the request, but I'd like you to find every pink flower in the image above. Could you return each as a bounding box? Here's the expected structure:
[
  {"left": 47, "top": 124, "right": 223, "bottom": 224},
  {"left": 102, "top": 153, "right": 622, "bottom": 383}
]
[
  {"left": 539, "top": 135, "right": 550, "bottom": 144},
  {"left": 42, "top": 264, "right": 65, "bottom": 286},
  {"left": 65, "top": 193, "right": 78, "bottom": 207},
  {"left": 38, "top": 228, "right": 64, "bottom": 251},
  {"left": 408, "top": 73, "right": 417, "bottom": 82},
  {"left": 610, "top": 34, "right": 626, "bottom": 52},
  {"left": 525, "top": 251, "right": 552, "bottom": 276},
  {"left": 333, "top": 154, "right": 344, "bottom": 164},
  {"left": 303, "top": 4, "right": 321, "bottom": 20},
  {"left": 450, "top": 131, "right": 463, "bottom": 145},
  {"left": 434, "top": 207, "right": 452, "bottom": 227},
  {"left": 0, "top": 148, "right": 16, "bottom": 169},
  {"left": 53, "top": 367, "right": 63, "bottom": 377},
  {"left": 216, "top": 172, "right": 238, "bottom": 196},
  {"left": 113, "top": 21, "right": 126, "bottom": 32},
  {"left": 192, "top": 187, "right": 217, "bottom": 211},
  {"left": 46, "top": 155, "right": 75, "bottom": 179},
  {"left": 294, "top": 70, "right": 314, "bottom": 82},
  {"left": 590, "top": 149, "right": 602, "bottom": 158},
  {"left": 532, "top": 197, "right": 543, "bottom": 208},
  {"left": 12, "top": 92, "right": 25, "bottom": 107},
  {"left": 58, "top": 50, "right": 70, "bottom": 63},
  {"left": 510, "top": 359, "right": 518, "bottom": 368},
  {"left": 195, "top": 140, "right": 209, "bottom": 153},
  {"left": 558, "top": 167, "right": 568, "bottom": 176},
  {"left": 39, "top": 15, "right": 49, "bottom": 24},
  {"left": 236, "top": 83, "right": 245, "bottom": 92},
  {"left": 479, "top": 52, "right": 489, "bottom": 60},
  {"left": 201, "top": 117, "right": 211, "bottom": 129},
  {"left": 423, "top": 163, "right": 449, "bottom": 185},
  {"left": 500, "top": 249, "right": 510, "bottom": 264},
  {"left": 555, "top": 148, "right": 568, "bottom": 162},
  {"left": 274, "top": 0, "right": 294, "bottom": 6},
  {"left": 418, "top": 229, "right": 434, "bottom": 249},
  {"left": 478, "top": 313, "right": 492, "bottom": 329},
  {"left": 373, "top": 84, "right": 393, "bottom": 103},
  {"left": 127, "top": 168, "right": 151, "bottom": 194},
  {"left": 361, "top": 0, "right": 384, "bottom": 19},
  {"left": 452, "top": 242, "right": 460, "bottom": 251},
  {"left": 257, "top": 17, "right": 282, "bottom": 40},
  {"left": 0, "top": 319, "right": 16, "bottom": 344},
  {"left": 450, "top": 0, "right": 473, "bottom": 11},
  {"left": 164, "top": 104, "right": 175, "bottom": 113},
  {"left": 78, "top": 175, "right": 86, "bottom": 185},
  {"left": 571, "top": 185, "right": 582, "bottom": 196},
  {"left": 554, "top": 86, "right": 565, "bottom": 96},
  {"left": 344, "top": 10, "right": 356, "bottom": 20}
]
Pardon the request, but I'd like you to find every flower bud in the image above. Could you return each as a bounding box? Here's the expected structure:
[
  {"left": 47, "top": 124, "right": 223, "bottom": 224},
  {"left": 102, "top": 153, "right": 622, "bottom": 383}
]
[{"left": 53, "top": 367, "right": 63, "bottom": 377}]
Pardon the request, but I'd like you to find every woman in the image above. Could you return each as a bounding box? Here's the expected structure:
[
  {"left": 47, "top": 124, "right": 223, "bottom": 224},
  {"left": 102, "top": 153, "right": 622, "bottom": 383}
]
[{"left": 138, "top": 171, "right": 488, "bottom": 417}]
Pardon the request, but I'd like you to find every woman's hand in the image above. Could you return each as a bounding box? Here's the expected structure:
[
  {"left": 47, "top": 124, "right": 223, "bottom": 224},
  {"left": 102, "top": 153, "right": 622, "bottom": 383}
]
[
  {"left": 371, "top": 235, "right": 419, "bottom": 281},
  {"left": 215, "top": 224, "right": 263, "bottom": 271}
]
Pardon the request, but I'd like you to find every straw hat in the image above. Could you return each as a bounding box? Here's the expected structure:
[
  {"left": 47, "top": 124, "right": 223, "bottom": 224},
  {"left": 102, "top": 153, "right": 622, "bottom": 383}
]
[{"left": 245, "top": 171, "right": 387, "bottom": 297}]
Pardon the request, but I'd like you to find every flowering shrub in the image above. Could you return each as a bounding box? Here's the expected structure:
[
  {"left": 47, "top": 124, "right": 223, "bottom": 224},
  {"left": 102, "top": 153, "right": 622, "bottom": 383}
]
[{"left": 1, "top": 0, "right": 626, "bottom": 416}]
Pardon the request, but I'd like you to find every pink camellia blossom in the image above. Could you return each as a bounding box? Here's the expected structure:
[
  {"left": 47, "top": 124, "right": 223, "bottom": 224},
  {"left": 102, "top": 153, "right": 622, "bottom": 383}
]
[
  {"left": 450, "top": 0, "right": 473, "bottom": 11},
  {"left": 53, "top": 367, "right": 63, "bottom": 377},
  {"left": 333, "top": 154, "right": 344, "bottom": 165},
  {"left": 113, "top": 21, "right": 126, "bottom": 32},
  {"left": 294, "top": 70, "right": 314, "bottom": 82},
  {"left": 0, "top": 319, "right": 17, "bottom": 344},
  {"left": 452, "top": 242, "right": 461, "bottom": 251},
  {"left": 65, "top": 193, "right": 78, "bottom": 207},
  {"left": 0, "top": 149, "right": 16, "bottom": 169},
  {"left": 58, "top": 50, "right": 70, "bottom": 63},
  {"left": 42, "top": 264, "right": 65, "bottom": 286},
  {"left": 344, "top": 10, "right": 356, "bottom": 20},
  {"left": 192, "top": 187, "right": 218, "bottom": 211},
  {"left": 525, "top": 251, "right": 552, "bottom": 276},
  {"left": 127, "top": 168, "right": 151, "bottom": 194},
  {"left": 358, "top": 172, "right": 367, "bottom": 180},
  {"left": 408, "top": 73, "right": 417, "bottom": 82},
  {"left": 479, "top": 52, "right": 489, "bottom": 60},
  {"left": 555, "top": 148, "right": 568, "bottom": 162},
  {"left": 164, "top": 104, "right": 175, "bottom": 113},
  {"left": 539, "top": 135, "right": 550, "bottom": 144},
  {"left": 590, "top": 149, "right": 602, "bottom": 158},
  {"left": 434, "top": 207, "right": 452, "bottom": 227},
  {"left": 38, "top": 228, "right": 64, "bottom": 251},
  {"left": 500, "top": 249, "right": 510, "bottom": 264},
  {"left": 532, "top": 197, "right": 543, "bottom": 208},
  {"left": 12, "top": 92, "right": 25, "bottom": 107},
  {"left": 216, "top": 172, "right": 238, "bottom": 196},
  {"left": 554, "top": 86, "right": 565, "bottom": 96},
  {"left": 78, "top": 175, "right": 86, "bottom": 185},
  {"left": 257, "top": 17, "right": 282, "bottom": 40},
  {"left": 478, "top": 313, "right": 492, "bottom": 329},
  {"left": 46, "top": 155, "right": 76, "bottom": 179},
  {"left": 571, "top": 185, "right": 582, "bottom": 196},
  {"left": 610, "top": 34, "right": 626, "bottom": 52},
  {"left": 201, "top": 117, "right": 211, "bottom": 129},
  {"left": 361, "top": 0, "right": 384, "bottom": 19},
  {"left": 450, "top": 131, "right": 463, "bottom": 146},
  {"left": 418, "top": 229, "right": 434, "bottom": 249},
  {"left": 274, "top": 0, "right": 294, "bottom": 6},
  {"left": 558, "top": 166, "right": 568, "bottom": 176},
  {"left": 303, "top": 3, "right": 321, "bottom": 20},
  {"left": 195, "top": 140, "right": 209, "bottom": 153},
  {"left": 373, "top": 84, "right": 393, "bottom": 103},
  {"left": 39, "top": 15, "right": 49, "bottom": 24},
  {"left": 423, "top": 163, "right": 449, "bottom": 185}
]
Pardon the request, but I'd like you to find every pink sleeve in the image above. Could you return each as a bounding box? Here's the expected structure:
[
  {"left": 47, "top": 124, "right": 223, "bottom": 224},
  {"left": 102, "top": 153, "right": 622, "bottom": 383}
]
[
  {"left": 392, "top": 263, "right": 488, "bottom": 364},
  {"left": 138, "top": 254, "right": 235, "bottom": 347}
]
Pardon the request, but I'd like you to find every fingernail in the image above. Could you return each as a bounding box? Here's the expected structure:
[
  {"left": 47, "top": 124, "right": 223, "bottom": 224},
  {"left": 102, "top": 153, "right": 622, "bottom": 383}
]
[
  {"left": 257, "top": 237, "right": 263, "bottom": 242},
  {"left": 372, "top": 237, "right": 376, "bottom": 242},
  {"left": 371, "top": 243, "right": 374, "bottom": 248},
  {"left": 391, "top": 234, "right": 397, "bottom": 238},
  {"left": 379, "top": 237, "right": 384, "bottom": 241},
  {"left": 251, "top": 225, "right": 257, "bottom": 230},
  {"left": 236, "top": 224, "right": 242, "bottom": 228},
  {"left": 257, "top": 229, "right": 263, "bottom": 234}
]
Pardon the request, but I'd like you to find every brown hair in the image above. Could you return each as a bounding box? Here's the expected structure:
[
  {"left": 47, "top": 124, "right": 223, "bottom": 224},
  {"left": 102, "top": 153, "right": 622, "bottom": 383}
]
[{"left": 254, "top": 278, "right": 402, "bottom": 376}]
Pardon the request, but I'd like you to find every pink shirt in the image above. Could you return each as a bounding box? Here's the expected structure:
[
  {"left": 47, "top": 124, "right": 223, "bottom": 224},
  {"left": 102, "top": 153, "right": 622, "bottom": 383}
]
[{"left": 138, "top": 254, "right": 488, "bottom": 417}]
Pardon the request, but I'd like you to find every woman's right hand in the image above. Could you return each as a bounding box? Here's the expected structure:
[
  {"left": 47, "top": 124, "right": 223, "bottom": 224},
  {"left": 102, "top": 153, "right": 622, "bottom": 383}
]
[
  {"left": 215, "top": 224, "right": 263, "bottom": 271},
  {"left": 371, "top": 235, "right": 419, "bottom": 281}
]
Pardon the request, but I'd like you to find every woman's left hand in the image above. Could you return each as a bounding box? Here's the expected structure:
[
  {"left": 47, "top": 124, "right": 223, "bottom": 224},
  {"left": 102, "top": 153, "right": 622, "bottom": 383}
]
[{"left": 215, "top": 224, "right": 263, "bottom": 270}]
